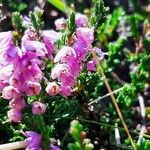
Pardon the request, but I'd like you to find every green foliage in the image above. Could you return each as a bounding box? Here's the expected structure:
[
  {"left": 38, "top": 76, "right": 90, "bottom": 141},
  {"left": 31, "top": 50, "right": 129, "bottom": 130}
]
[
  {"left": 1, "top": 0, "right": 27, "bottom": 12},
  {"left": 91, "top": 0, "right": 109, "bottom": 29},
  {"left": 24, "top": 115, "right": 54, "bottom": 150},
  {"left": 12, "top": 12, "right": 25, "bottom": 32},
  {"left": 47, "top": 0, "right": 67, "bottom": 13},
  {"left": 29, "top": 8, "right": 44, "bottom": 31},
  {"left": 59, "top": 12, "right": 76, "bottom": 46},
  {"left": 107, "top": 37, "right": 126, "bottom": 70},
  {"left": 68, "top": 120, "right": 94, "bottom": 150},
  {"left": 137, "top": 139, "right": 150, "bottom": 150},
  {"left": 126, "top": 14, "right": 144, "bottom": 37},
  {"left": 97, "top": 7, "right": 125, "bottom": 44}
]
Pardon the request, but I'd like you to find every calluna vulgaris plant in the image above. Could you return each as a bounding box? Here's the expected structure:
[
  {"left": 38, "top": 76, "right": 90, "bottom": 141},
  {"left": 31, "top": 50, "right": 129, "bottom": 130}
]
[{"left": 0, "top": 0, "right": 150, "bottom": 149}]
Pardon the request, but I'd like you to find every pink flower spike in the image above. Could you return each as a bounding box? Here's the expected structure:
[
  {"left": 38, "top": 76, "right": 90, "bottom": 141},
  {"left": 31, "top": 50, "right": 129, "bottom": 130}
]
[
  {"left": 2, "top": 85, "right": 19, "bottom": 100},
  {"left": 7, "top": 109, "right": 22, "bottom": 122},
  {"left": 9, "top": 97, "right": 26, "bottom": 111},
  {"left": 26, "top": 81, "right": 41, "bottom": 96},
  {"left": 32, "top": 101, "right": 46, "bottom": 115},
  {"left": 46, "top": 82, "right": 59, "bottom": 96},
  {"left": 75, "top": 13, "right": 88, "bottom": 27}
]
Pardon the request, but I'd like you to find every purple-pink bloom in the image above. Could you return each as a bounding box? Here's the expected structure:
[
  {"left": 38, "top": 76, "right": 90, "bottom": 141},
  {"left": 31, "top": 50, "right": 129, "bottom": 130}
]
[
  {"left": 42, "top": 30, "right": 62, "bottom": 59},
  {"left": 9, "top": 97, "right": 26, "bottom": 111},
  {"left": 32, "top": 101, "right": 46, "bottom": 115},
  {"left": 76, "top": 27, "right": 94, "bottom": 45},
  {"left": 60, "top": 85, "right": 72, "bottom": 97},
  {"left": 93, "top": 47, "right": 108, "bottom": 59},
  {"left": 54, "top": 18, "right": 66, "bottom": 30},
  {"left": 87, "top": 59, "right": 96, "bottom": 72},
  {"left": 73, "top": 39, "right": 89, "bottom": 61},
  {"left": 54, "top": 46, "right": 76, "bottom": 63},
  {"left": 2, "top": 85, "right": 20, "bottom": 100},
  {"left": 0, "top": 64, "right": 13, "bottom": 92},
  {"left": 22, "top": 40, "right": 47, "bottom": 57},
  {"left": 65, "top": 56, "right": 81, "bottom": 76},
  {"left": 51, "top": 64, "right": 69, "bottom": 79},
  {"left": 75, "top": 13, "right": 88, "bottom": 27},
  {"left": 26, "top": 81, "right": 41, "bottom": 96},
  {"left": 46, "top": 82, "right": 60, "bottom": 96},
  {"left": 51, "top": 144, "right": 61, "bottom": 150},
  {"left": 7, "top": 109, "right": 22, "bottom": 122},
  {"left": 24, "top": 131, "right": 41, "bottom": 150}
]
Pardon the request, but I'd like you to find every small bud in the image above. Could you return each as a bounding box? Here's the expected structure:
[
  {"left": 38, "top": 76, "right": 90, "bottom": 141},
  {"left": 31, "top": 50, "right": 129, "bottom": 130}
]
[
  {"left": 9, "top": 97, "right": 26, "bottom": 111},
  {"left": 7, "top": 109, "right": 22, "bottom": 122},
  {"left": 2, "top": 86, "right": 19, "bottom": 100},
  {"left": 46, "top": 82, "right": 59, "bottom": 96},
  {"left": 26, "top": 81, "right": 41, "bottom": 96},
  {"left": 54, "top": 18, "right": 66, "bottom": 30},
  {"left": 32, "top": 101, "right": 46, "bottom": 115}
]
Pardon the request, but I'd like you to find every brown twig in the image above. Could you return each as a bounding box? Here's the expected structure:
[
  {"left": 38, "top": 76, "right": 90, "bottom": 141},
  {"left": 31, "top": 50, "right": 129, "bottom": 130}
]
[{"left": 91, "top": 51, "right": 137, "bottom": 150}]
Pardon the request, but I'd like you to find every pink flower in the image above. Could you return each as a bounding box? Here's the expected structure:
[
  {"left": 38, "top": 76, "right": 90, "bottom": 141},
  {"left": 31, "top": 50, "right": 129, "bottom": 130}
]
[
  {"left": 7, "top": 109, "right": 22, "bottom": 122},
  {"left": 87, "top": 59, "right": 96, "bottom": 72},
  {"left": 51, "top": 64, "right": 69, "bottom": 79},
  {"left": 75, "top": 13, "right": 88, "bottom": 27},
  {"left": 51, "top": 144, "right": 61, "bottom": 150},
  {"left": 73, "top": 39, "right": 88, "bottom": 61},
  {"left": 93, "top": 47, "right": 108, "bottom": 59},
  {"left": 2, "top": 85, "right": 19, "bottom": 100},
  {"left": 76, "top": 27, "right": 94, "bottom": 45},
  {"left": 26, "top": 81, "right": 41, "bottom": 96},
  {"left": 54, "top": 18, "right": 66, "bottom": 30},
  {"left": 22, "top": 40, "right": 47, "bottom": 57},
  {"left": 9, "top": 97, "right": 26, "bottom": 111},
  {"left": 24, "top": 131, "right": 41, "bottom": 150},
  {"left": 60, "top": 74, "right": 75, "bottom": 87},
  {"left": 60, "top": 85, "right": 72, "bottom": 97},
  {"left": 0, "top": 31, "right": 13, "bottom": 53},
  {"left": 32, "top": 101, "right": 46, "bottom": 115},
  {"left": 65, "top": 56, "right": 81, "bottom": 76},
  {"left": 0, "top": 64, "right": 13, "bottom": 92},
  {"left": 54, "top": 46, "right": 76, "bottom": 63},
  {"left": 46, "top": 82, "right": 59, "bottom": 96}
]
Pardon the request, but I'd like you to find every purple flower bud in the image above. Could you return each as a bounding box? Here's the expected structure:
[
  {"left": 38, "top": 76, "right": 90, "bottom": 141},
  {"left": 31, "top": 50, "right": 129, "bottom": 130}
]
[
  {"left": 9, "top": 97, "right": 26, "bottom": 111},
  {"left": 54, "top": 18, "right": 66, "bottom": 30},
  {"left": 32, "top": 101, "right": 46, "bottom": 115},
  {"left": 87, "top": 59, "right": 96, "bottom": 72},
  {"left": 26, "top": 81, "right": 41, "bottom": 96},
  {"left": 46, "top": 82, "right": 60, "bottom": 96},
  {"left": 75, "top": 13, "right": 88, "bottom": 27},
  {"left": 7, "top": 109, "right": 22, "bottom": 122},
  {"left": 2, "top": 85, "right": 20, "bottom": 100},
  {"left": 24, "top": 131, "right": 41, "bottom": 150}
]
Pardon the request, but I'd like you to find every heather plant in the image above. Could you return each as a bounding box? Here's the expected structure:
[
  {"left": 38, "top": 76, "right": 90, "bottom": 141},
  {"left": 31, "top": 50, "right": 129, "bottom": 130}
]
[{"left": 0, "top": 0, "right": 150, "bottom": 150}]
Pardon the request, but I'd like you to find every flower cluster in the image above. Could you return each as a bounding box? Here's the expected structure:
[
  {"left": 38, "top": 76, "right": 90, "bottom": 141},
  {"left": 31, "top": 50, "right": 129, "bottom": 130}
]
[
  {"left": 0, "top": 10, "right": 105, "bottom": 150},
  {"left": 46, "top": 14, "right": 96, "bottom": 97}
]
